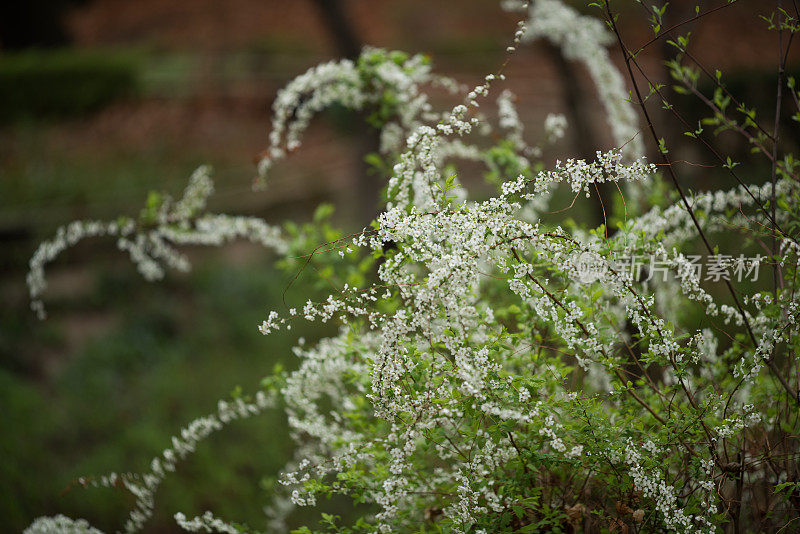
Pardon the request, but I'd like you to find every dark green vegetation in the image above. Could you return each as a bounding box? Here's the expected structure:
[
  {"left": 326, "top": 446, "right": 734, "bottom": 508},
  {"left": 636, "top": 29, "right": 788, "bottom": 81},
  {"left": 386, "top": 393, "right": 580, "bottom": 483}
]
[
  {"left": 0, "top": 49, "right": 140, "bottom": 122},
  {"left": 0, "top": 254, "right": 341, "bottom": 532},
  {"left": 0, "top": 92, "right": 343, "bottom": 530}
]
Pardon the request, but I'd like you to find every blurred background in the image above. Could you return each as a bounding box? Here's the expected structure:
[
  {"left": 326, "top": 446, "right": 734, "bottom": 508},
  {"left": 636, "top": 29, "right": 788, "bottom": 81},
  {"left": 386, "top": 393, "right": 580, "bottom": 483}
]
[{"left": 0, "top": 0, "right": 795, "bottom": 531}]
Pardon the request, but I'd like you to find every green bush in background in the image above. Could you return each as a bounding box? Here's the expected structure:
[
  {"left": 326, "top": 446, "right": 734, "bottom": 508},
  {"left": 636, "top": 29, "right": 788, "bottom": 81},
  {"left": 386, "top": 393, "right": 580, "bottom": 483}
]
[{"left": 0, "top": 49, "right": 140, "bottom": 122}]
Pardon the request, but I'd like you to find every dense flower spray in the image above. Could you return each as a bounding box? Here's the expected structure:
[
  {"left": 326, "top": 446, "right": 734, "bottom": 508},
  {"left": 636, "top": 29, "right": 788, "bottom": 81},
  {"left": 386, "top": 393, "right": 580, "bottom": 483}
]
[{"left": 25, "top": 1, "right": 800, "bottom": 532}]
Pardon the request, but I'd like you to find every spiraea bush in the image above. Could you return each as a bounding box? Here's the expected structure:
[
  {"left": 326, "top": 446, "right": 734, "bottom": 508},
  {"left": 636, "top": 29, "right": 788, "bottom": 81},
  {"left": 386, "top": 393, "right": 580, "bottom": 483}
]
[{"left": 24, "top": 1, "right": 800, "bottom": 532}]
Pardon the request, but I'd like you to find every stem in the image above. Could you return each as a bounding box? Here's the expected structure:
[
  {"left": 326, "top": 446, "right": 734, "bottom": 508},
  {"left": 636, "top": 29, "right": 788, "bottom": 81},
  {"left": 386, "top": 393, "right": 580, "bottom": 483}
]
[{"left": 603, "top": 0, "right": 799, "bottom": 405}]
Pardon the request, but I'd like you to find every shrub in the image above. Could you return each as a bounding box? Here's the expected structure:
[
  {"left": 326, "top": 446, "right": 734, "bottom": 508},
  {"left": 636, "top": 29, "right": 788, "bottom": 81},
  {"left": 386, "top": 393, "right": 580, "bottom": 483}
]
[
  {"left": 0, "top": 49, "right": 139, "bottom": 122},
  {"left": 22, "top": 1, "right": 800, "bottom": 532}
]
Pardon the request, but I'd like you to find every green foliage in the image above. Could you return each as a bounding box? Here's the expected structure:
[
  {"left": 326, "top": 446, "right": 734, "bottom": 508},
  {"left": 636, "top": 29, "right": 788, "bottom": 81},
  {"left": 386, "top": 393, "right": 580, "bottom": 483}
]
[
  {"left": 0, "top": 49, "right": 140, "bottom": 122},
  {"left": 12, "top": 1, "right": 800, "bottom": 533},
  {"left": 0, "top": 260, "right": 326, "bottom": 532}
]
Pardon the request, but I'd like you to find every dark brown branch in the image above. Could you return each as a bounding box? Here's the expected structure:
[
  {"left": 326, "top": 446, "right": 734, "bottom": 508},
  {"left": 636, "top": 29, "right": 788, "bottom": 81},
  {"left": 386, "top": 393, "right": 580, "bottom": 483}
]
[{"left": 602, "top": 0, "right": 799, "bottom": 405}]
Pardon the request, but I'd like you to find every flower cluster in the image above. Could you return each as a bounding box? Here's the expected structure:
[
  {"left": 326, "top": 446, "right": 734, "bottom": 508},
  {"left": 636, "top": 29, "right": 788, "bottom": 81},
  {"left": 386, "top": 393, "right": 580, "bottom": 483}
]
[
  {"left": 27, "top": 166, "right": 287, "bottom": 319},
  {"left": 508, "top": 0, "right": 644, "bottom": 161},
  {"left": 25, "top": 0, "right": 800, "bottom": 533}
]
